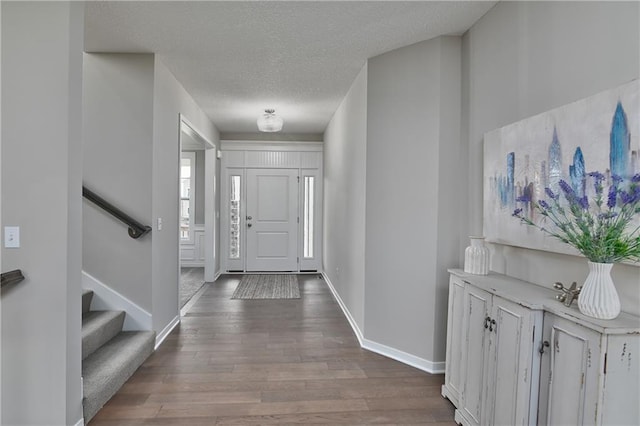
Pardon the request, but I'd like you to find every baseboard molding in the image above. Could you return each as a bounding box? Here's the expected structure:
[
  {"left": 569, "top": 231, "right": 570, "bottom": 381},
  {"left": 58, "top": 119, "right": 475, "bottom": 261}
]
[
  {"left": 82, "top": 271, "right": 152, "bottom": 331},
  {"left": 181, "top": 261, "right": 205, "bottom": 268},
  {"left": 74, "top": 417, "right": 84, "bottom": 426},
  {"left": 320, "top": 272, "right": 445, "bottom": 375},
  {"left": 362, "top": 338, "right": 445, "bottom": 374},
  {"left": 155, "top": 315, "right": 180, "bottom": 349},
  {"left": 321, "top": 272, "right": 363, "bottom": 345},
  {"left": 214, "top": 271, "right": 222, "bottom": 281}
]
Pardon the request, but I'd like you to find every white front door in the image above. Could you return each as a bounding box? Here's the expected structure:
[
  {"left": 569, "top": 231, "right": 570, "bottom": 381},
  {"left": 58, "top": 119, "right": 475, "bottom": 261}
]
[{"left": 245, "top": 168, "right": 298, "bottom": 271}]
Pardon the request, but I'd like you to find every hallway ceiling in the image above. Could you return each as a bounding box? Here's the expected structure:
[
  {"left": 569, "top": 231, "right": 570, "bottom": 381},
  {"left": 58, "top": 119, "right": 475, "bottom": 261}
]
[{"left": 84, "top": 1, "right": 496, "bottom": 136}]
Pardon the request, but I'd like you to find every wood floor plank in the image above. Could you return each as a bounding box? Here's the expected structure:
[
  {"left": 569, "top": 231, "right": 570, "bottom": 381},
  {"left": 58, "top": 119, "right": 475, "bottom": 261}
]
[{"left": 89, "top": 274, "right": 455, "bottom": 425}]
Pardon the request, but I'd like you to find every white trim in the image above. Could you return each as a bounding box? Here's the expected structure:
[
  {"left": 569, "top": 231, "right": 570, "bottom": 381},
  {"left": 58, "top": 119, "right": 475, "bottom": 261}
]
[
  {"left": 180, "top": 114, "right": 215, "bottom": 149},
  {"left": 214, "top": 270, "right": 222, "bottom": 281},
  {"left": 221, "top": 140, "right": 323, "bottom": 151},
  {"left": 321, "top": 272, "right": 363, "bottom": 345},
  {"left": 74, "top": 418, "right": 84, "bottom": 426},
  {"left": 180, "top": 282, "right": 208, "bottom": 316},
  {"left": 82, "top": 271, "right": 152, "bottom": 331},
  {"left": 361, "top": 338, "right": 445, "bottom": 374},
  {"left": 321, "top": 272, "right": 445, "bottom": 375},
  {"left": 181, "top": 261, "right": 205, "bottom": 268},
  {"left": 155, "top": 315, "right": 180, "bottom": 349}
]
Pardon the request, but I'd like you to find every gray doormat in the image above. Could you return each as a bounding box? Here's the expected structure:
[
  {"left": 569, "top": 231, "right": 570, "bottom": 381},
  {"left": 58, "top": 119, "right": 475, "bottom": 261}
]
[{"left": 231, "top": 274, "right": 300, "bottom": 299}]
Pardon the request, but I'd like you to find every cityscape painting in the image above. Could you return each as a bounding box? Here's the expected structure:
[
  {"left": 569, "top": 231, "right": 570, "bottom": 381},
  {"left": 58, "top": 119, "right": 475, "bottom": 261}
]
[{"left": 483, "top": 79, "right": 639, "bottom": 257}]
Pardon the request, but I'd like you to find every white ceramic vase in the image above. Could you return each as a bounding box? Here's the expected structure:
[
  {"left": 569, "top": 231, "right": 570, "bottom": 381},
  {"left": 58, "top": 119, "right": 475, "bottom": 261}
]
[
  {"left": 577, "top": 262, "right": 621, "bottom": 320},
  {"left": 464, "top": 236, "right": 490, "bottom": 275}
]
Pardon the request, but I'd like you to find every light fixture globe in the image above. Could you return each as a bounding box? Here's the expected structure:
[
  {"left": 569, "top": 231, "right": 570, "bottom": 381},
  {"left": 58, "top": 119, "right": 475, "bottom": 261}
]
[{"left": 257, "top": 109, "right": 284, "bottom": 132}]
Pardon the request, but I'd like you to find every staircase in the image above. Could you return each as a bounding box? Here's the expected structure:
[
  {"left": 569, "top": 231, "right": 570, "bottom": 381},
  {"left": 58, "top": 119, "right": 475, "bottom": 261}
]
[{"left": 81, "top": 289, "right": 155, "bottom": 423}]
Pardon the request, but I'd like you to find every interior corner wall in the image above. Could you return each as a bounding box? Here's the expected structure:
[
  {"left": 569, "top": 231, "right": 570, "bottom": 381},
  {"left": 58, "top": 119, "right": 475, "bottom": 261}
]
[
  {"left": 464, "top": 1, "right": 640, "bottom": 316},
  {"left": 2, "top": 2, "right": 84, "bottom": 424},
  {"left": 152, "top": 57, "right": 219, "bottom": 334},
  {"left": 83, "top": 53, "right": 155, "bottom": 312},
  {"left": 323, "top": 64, "right": 368, "bottom": 331},
  {"left": 364, "top": 37, "right": 461, "bottom": 363}
]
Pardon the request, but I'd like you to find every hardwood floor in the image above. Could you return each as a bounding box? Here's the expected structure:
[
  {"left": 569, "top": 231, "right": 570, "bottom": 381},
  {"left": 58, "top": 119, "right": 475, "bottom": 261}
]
[{"left": 89, "top": 274, "right": 456, "bottom": 425}]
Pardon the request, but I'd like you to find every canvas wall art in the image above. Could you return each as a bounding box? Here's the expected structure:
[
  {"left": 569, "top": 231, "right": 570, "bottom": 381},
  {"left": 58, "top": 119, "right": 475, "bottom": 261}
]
[{"left": 483, "top": 79, "right": 639, "bottom": 257}]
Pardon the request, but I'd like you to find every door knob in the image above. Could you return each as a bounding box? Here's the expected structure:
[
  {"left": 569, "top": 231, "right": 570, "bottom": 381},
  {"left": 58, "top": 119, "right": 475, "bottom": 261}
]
[
  {"left": 246, "top": 215, "right": 252, "bottom": 220},
  {"left": 247, "top": 223, "right": 252, "bottom": 228}
]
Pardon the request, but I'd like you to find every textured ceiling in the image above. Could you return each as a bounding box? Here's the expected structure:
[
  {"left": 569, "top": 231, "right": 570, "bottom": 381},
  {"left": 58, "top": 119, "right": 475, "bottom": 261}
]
[{"left": 85, "top": 1, "right": 497, "bottom": 136}]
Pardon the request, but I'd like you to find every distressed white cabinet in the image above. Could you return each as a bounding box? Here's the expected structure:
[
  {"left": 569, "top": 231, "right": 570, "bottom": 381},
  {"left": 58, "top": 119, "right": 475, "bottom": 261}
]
[
  {"left": 442, "top": 276, "right": 466, "bottom": 406},
  {"left": 538, "top": 313, "right": 640, "bottom": 426},
  {"left": 444, "top": 269, "right": 640, "bottom": 426},
  {"left": 455, "top": 283, "right": 542, "bottom": 426}
]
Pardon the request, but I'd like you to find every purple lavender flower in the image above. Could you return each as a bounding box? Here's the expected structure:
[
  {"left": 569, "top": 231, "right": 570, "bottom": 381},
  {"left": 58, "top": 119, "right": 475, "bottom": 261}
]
[
  {"left": 612, "top": 174, "right": 623, "bottom": 185},
  {"left": 538, "top": 200, "right": 550, "bottom": 210},
  {"left": 516, "top": 194, "right": 531, "bottom": 203},
  {"left": 607, "top": 186, "right": 618, "bottom": 208},
  {"left": 545, "top": 187, "right": 557, "bottom": 200},
  {"left": 620, "top": 188, "right": 640, "bottom": 205},
  {"left": 578, "top": 196, "right": 589, "bottom": 210},
  {"left": 632, "top": 173, "right": 640, "bottom": 183},
  {"left": 559, "top": 180, "right": 575, "bottom": 198},
  {"left": 512, "top": 208, "right": 523, "bottom": 217},
  {"left": 588, "top": 171, "right": 605, "bottom": 195}
]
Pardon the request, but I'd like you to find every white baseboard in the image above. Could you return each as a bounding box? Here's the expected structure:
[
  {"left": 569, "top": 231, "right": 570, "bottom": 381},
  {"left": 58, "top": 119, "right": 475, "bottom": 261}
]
[
  {"left": 181, "top": 261, "right": 205, "bottom": 268},
  {"left": 74, "top": 417, "right": 84, "bottom": 426},
  {"left": 82, "top": 271, "right": 152, "bottom": 331},
  {"left": 362, "top": 338, "right": 445, "bottom": 374},
  {"left": 320, "top": 272, "right": 445, "bottom": 375},
  {"left": 321, "top": 272, "right": 363, "bottom": 345},
  {"left": 155, "top": 315, "right": 180, "bottom": 349},
  {"left": 214, "top": 270, "right": 222, "bottom": 281}
]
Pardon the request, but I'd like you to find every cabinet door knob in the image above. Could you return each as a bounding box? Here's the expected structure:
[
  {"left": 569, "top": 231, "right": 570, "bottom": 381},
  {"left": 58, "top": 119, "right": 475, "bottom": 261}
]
[
  {"left": 484, "top": 316, "right": 491, "bottom": 329},
  {"left": 489, "top": 319, "right": 496, "bottom": 332},
  {"left": 539, "top": 340, "right": 550, "bottom": 354}
]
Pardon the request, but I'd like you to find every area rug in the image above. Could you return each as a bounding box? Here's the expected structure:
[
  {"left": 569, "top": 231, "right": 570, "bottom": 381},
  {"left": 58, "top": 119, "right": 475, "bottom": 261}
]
[{"left": 231, "top": 274, "right": 300, "bottom": 299}]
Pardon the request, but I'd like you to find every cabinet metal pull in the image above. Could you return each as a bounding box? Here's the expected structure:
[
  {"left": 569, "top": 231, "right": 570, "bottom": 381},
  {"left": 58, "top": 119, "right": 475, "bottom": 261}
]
[
  {"left": 539, "top": 340, "right": 550, "bottom": 354},
  {"left": 489, "top": 319, "right": 496, "bottom": 332},
  {"left": 484, "top": 316, "right": 491, "bottom": 330}
]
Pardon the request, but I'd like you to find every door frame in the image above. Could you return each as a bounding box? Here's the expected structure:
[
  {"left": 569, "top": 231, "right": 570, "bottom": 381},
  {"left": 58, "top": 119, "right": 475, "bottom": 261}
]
[
  {"left": 219, "top": 141, "right": 323, "bottom": 273},
  {"left": 178, "top": 115, "right": 217, "bottom": 283}
]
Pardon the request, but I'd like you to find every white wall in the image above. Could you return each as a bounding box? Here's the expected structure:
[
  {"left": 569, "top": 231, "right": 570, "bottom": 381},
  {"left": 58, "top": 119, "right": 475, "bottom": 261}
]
[
  {"left": 152, "top": 57, "right": 219, "bottom": 334},
  {"left": 464, "top": 1, "right": 640, "bottom": 315},
  {"left": 323, "top": 65, "right": 368, "bottom": 331},
  {"left": 1, "top": 2, "right": 84, "bottom": 424},
  {"left": 83, "top": 53, "right": 154, "bottom": 311},
  {"left": 364, "top": 37, "right": 462, "bottom": 363}
]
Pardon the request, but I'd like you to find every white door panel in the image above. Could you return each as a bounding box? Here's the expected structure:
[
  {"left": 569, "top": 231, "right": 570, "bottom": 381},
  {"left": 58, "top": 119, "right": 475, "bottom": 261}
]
[{"left": 246, "top": 169, "right": 298, "bottom": 271}]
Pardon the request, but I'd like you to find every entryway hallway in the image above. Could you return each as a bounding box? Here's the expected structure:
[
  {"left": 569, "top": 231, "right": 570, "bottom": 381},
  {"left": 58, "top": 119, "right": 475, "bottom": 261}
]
[{"left": 88, "top": 275, "right": 455, "bottom": 424}]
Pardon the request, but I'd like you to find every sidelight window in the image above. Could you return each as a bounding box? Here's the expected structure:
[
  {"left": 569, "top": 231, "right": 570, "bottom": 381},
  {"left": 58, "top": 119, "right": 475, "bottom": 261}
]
[
  {"left": 229, "top": 175, "right": 241, "bottom": 259},
  {"left": 303, "top": 176, "right": 315, "bottom": 258}
]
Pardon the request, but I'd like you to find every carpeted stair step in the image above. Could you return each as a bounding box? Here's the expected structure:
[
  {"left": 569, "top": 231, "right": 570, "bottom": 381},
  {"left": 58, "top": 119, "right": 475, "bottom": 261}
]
[
  {"left": 82, "top": 289, "right": 94, "bottom": 315},
  {"left": 82, "top": 310, "right": 125, "bottom": 360},
  {"left": 82, "top": 330, "right": 155, "bottom": 423}
]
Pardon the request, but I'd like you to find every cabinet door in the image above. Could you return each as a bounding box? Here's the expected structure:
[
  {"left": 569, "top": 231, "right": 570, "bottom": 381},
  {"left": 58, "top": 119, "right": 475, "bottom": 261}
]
[
  {"left": 538, "top": 313, "right": 600, "bottom": 426},
  {"left": 484, "top": 296, "right": 541, "bottom": 426},
  {"left": 459, "top": 285, "right": 491, "bottom": 426},
  {"left": 443, "top": 276, "right": 466, "bottom": 406}
]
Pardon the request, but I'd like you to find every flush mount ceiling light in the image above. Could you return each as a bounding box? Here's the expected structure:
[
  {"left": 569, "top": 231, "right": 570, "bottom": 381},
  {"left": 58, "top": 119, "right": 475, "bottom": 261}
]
[{"left": 257, "top": 109, "right": 284, "bottom": 132}]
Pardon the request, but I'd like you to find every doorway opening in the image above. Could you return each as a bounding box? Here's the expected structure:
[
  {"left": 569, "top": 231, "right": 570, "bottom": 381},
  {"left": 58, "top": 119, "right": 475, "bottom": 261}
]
[{"left": 178, "top": 116, "right": 216, "bottom": 313}]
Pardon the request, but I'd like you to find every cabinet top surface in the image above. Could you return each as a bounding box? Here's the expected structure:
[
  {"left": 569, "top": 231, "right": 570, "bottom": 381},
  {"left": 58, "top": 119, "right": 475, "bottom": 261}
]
[{"left": 449, "top": 268, "right": 640, "bottom": 334}]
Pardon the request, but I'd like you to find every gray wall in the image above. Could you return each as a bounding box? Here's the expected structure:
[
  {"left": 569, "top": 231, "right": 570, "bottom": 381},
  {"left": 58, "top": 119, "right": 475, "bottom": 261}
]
[
  {"left": 365, "top": 37, "right": 461, "bottom": 362},
  {"left": 1, "top": 2, "right": 84, "bottom": 424},
  {"left": 83, "top": 53, "right": 154, "bottom": 311},
  {"left": 463, "top": 1, "right": 640, "bottom": 315},
  {"left": 83, "top": 53, "right": 219, "bottom": 337},
  {"left": 323, "top": 65, "right": 368, "bottom": 330},
  {"left": 152, "top": 56, "right": 219, "bottom": 333}
]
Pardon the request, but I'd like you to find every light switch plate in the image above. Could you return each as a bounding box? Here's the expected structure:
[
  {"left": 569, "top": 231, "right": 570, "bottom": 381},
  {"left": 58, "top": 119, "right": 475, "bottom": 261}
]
[{"left": 4, "top": 226, "right": 20, "bottom": 248}]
